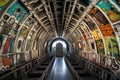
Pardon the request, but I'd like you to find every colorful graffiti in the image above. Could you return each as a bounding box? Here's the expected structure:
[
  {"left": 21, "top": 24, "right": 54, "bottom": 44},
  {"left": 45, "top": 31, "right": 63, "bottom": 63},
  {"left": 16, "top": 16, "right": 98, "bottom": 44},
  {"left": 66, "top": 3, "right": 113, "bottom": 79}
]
[
  {"left": 7, "top": 1, "right": 29, "bottom": 23},
  {"left": 99, "top": 24, "right": 115, "bottom": 37},
  {"left": 18, "top": 26, "right": 29, "bottom": 39},
  {"left": 104, "top": 37, "right": 119, "bottom": 58},
  {"left": 95, "top": 39, "right": 105, "bottom": 55},
  {"left": 89, "top": 7, "right": 115, "bottom": 37},
  {"left": 0, "top": 0, "right": 11, "bottom": 16},
  {"left": 84, "top": 16, "right": 97, "bottom": 31},
  {"left": 89, "top": 6, "right": 120, "bottom": 66},
  {"left": 97, "top": 0, "right": 120, "bottom": 23},
  {"left": 0, "top": 35, "right": 15, "bottom": 66},
  {"left": 92, "top": 29, "right": 102, "bottom": 40}
]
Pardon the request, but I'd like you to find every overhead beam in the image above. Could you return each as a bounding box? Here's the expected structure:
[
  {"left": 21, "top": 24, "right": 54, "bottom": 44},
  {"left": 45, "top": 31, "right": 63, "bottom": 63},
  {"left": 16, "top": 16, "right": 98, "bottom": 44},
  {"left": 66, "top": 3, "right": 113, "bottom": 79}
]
[
  {"left": 62, "top": 0, "right": 77, "bottom": 37},
  {"left": 34, "top": 14, "right": 52, "bottom": 37},
  {"left": 41, "top": 0, "right": 57, "bottom": 36},
  {"left": 68, "top": 1, "right": 98, "bottom": 37},
  {"left": 20, "top": 0, "right": 51, "bottom": 37}
]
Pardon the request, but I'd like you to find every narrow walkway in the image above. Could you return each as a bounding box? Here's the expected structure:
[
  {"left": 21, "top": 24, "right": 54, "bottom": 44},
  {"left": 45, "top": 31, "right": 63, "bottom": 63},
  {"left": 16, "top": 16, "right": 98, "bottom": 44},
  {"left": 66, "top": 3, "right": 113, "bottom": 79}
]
[{"left": 47, "top": 57, "right": 74, "bottom": 80}]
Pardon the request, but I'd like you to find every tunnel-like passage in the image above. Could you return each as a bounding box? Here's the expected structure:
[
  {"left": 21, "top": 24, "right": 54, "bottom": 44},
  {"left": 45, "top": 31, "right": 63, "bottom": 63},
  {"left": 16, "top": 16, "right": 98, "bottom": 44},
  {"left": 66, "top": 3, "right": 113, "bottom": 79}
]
[
  {"left": 0, "top": 0, "right": 120, "bottom": 80},
  {"left": 50, "top": 39, "right": 69, "bottom": 56}
]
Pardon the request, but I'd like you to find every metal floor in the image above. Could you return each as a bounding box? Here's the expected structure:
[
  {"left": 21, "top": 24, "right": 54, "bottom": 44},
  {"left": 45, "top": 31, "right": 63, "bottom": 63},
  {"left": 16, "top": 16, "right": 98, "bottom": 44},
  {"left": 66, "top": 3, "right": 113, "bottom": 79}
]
[{"left": 47, "top": 57, "right": 74, "bottom": 80}]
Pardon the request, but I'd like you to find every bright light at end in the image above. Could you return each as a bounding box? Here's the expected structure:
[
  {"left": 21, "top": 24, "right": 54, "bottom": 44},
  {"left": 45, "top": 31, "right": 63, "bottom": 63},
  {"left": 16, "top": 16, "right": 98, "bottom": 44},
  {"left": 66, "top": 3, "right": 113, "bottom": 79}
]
[{"left": 52, "top": 40, "right": 67, "bottom": 48}]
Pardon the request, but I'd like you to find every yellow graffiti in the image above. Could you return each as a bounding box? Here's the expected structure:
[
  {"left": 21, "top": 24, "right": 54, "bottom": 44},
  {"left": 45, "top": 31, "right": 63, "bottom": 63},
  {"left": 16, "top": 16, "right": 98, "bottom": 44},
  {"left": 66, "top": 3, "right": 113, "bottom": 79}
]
[{"left": 0, "top": 0, "right": 9, "bottom": 7}]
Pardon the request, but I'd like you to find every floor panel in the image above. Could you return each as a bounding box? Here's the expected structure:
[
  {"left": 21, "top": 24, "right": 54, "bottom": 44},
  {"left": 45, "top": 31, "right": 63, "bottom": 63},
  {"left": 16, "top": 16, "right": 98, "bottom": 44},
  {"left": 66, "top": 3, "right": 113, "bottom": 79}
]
[{"left": 47, "top": 57, "right": 74, "bottom": 80}]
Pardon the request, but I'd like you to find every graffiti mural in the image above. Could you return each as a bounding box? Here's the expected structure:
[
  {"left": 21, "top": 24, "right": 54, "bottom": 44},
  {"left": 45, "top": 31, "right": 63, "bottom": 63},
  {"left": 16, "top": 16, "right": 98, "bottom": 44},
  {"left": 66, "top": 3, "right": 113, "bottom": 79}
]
[
  {"left": 95, "top": 39, "right": 105, "bottom": 55},
  {"left": 0, "top": 35, "right": 15, "bottom": 67},
  {"left": 97, "top": 0, "right": 120, "bottom": 23},
  {"left": 0, "top": 0, "right": 12, "bottom": 16},
  {"left": 7, "top": 1, "right": 29, "bottom": 23}
]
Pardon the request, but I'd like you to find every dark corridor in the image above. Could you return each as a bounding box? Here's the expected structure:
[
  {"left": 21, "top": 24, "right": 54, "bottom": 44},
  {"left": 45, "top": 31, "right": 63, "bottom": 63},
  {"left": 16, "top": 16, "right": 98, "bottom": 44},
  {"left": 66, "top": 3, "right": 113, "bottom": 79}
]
[{"left": 0, "top": 0, "right": 120, "bottom": 80}]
